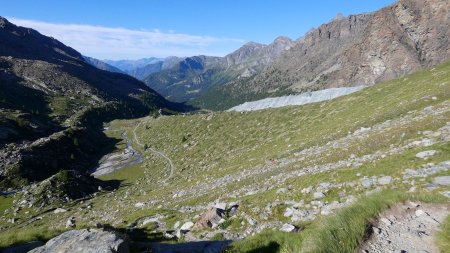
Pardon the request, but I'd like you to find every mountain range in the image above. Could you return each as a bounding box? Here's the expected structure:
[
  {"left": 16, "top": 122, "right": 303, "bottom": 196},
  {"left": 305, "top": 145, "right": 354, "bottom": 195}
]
[{"left": 136, "top": 0, "right": 449, "bottom": 110}]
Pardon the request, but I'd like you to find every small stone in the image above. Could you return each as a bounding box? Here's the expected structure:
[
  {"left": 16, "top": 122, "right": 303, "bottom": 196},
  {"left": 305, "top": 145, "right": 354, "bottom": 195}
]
[
  {"left": 380, "top": 217, "right": 392, "bottom": 226},
  {"left": 415, "top": 209, "right": 425, "bottom": 217},
  {"left": 313, "top": 192, "right": 325, "bottom": 199},
  {"left": 372, "top": 226, "right": 382, "bottom": 234},
  {"left": 276, "top": 188, "right": 289, "bottom": 194},
  {"left": 246, "top": 216, "right": 257, "bottom": 226},
  {"left": 361, "top": 179, "right": 373, "bottom": 188},
  {"left": 301, "top": 186, "right": 313, "bottom": 194},
  {"left": 66, "top": 217, "right": 76, "bottom": 228},
  {"left": 54, "top": 208, "right": 67, "bottom": 214},
  {"left": 134, "top": 202, "right": 145, "bottom": 208},
  {"left": 173, "top": 221, "right": 180, "bottom": 230},
  {"left": 280, "top": 223, "right": 297, "bottom": 233}
]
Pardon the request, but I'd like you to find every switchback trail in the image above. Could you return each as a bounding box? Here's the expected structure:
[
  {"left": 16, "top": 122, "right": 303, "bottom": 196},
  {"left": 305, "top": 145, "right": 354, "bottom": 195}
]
[{"left": 133, "top": 117, "right": 174, "bottom": 182}]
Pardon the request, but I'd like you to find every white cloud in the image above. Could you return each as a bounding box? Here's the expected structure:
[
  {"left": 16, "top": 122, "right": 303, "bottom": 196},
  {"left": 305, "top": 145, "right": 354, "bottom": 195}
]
[{"left": 7, "top": 17, "right": 245, "bottom": 60}]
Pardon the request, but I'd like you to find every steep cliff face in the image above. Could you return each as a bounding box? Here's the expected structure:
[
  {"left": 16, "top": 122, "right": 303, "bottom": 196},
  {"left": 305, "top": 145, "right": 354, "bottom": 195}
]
[
  {"left": 246, "top": 0, "right": 450, "bottom": 93},
  {"left": 336, "top": 0, "right": 450, "bottom": 87}
]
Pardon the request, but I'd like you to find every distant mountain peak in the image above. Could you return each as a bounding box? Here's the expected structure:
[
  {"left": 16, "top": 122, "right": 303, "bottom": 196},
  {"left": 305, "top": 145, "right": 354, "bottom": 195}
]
[
  {"left": 333, "top": 12, "right": 346, "bottom": 21},
  {"left": 242, "top": 41, "right": 265, "bottom": 48},
  {"left": 273, "top": 36, "right": 292, "bottom": 43},
  {"left": 0, "top": 16, "right": 8, "bottom": 27}
]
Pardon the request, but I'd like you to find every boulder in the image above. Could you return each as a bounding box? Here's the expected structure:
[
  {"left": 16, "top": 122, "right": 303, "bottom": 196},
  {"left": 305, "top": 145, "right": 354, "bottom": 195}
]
[
  {"left": 180, "top": 221, "right": 194, "bottom": 231},
  {"left": 433, "top": 176, "right": 450, "bottom": 186},
  {"left": 415, "top": 150, "right": 437, "bottom": 159},
  {"left": 194, "top": 207, "right": 225, "bottom": 229},
  {"left": 378, "top": 176, "right": 392, "bottom": 185},
  {"left": 29, "top": 229, "right": 129, "bottom": 253}
]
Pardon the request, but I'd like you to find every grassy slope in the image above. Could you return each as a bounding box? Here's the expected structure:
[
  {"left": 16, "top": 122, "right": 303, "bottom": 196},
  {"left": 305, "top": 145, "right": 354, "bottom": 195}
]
[{"left": 0, "top": 62, "right": 449, "bottom": 250}]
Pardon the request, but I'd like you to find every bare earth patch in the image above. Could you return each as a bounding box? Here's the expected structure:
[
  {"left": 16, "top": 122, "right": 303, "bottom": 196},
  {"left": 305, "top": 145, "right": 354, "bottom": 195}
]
[{"left": 361, "top": 202, "right": 449, "bottom": 253}]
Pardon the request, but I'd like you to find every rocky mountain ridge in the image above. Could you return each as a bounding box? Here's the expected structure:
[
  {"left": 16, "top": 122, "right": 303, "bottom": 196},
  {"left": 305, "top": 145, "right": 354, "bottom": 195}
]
[
  {"left": 143, "top": 36, "right": 294, "bottom": 102},
  {"left": 143, "top": 0, "right": 450, "bottom": 110},
  {"left": 82, "top": 56, "right": 125, "bottom": 74}
]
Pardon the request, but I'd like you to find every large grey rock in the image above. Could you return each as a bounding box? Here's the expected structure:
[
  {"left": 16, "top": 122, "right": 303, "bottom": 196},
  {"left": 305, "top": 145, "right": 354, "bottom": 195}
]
[
  {"left": 29, "top": 229, "right": 129, "bottom": 253},
  {"left": 415, "top": 150, "right": 437, "bottom": 159},
  {"left": 194, "top": 207, "right": 225, "bottom": 229},
  {"left": 433, "top": 176, "right": 450, "bottom": 186},
  {"left": 361, "top": 178, "right": 374, "bottom": 188},
  {"left": 378, "top": 176, "right": 392, "bottom": 185}
]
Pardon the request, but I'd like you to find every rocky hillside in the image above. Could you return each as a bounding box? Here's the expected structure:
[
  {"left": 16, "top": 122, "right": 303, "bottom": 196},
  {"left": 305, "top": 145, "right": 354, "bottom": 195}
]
[
  {"left": 197, "top": 0, "right": 450, "bottom": 110},
  {"left": 1, "top": 60, "right": 448, "bottom": 252},
  {"left": 144, "top": 37, "right": 294, "bottom": 102},
  {"left": 0, "top": 17, "right": 178, "bottom": 189}
]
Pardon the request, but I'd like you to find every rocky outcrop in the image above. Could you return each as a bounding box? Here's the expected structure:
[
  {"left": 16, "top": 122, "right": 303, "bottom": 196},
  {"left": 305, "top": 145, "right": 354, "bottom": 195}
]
[
  {"left": 15, "top": 170, "right": 105, "bottom": 208},
  {"left": 29, "top": 229, "right": 129, "bottom": 253},
  {"left": 194, "top": 207, "right": 226, "bottom": 229}
]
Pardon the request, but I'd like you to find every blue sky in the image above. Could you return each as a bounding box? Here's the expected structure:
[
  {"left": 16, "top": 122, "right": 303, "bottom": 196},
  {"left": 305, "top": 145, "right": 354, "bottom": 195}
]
[{"left": 3, "top": 0, "right": 396, "bottom": 60}]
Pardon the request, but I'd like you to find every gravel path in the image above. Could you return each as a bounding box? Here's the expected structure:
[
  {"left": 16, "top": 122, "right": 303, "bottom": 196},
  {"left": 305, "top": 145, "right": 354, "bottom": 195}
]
[
  {"left": 133, "top": 117, "right": 174, "bottom": 181},
  {"left": 361, "top": 202, "right": 449, "bottom": 253}
]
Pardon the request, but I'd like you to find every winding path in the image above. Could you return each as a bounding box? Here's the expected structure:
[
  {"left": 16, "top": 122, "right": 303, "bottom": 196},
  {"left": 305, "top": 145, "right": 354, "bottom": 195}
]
[{"left": 133, "top": 117, "right": 174, "bottom": 181}]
